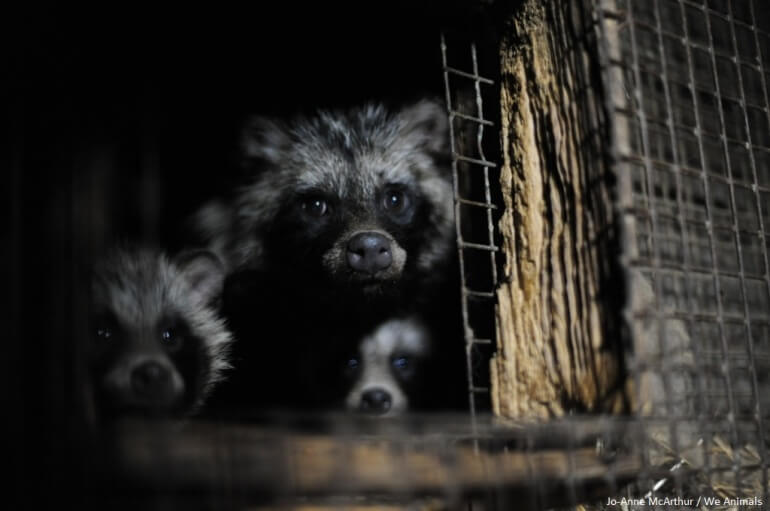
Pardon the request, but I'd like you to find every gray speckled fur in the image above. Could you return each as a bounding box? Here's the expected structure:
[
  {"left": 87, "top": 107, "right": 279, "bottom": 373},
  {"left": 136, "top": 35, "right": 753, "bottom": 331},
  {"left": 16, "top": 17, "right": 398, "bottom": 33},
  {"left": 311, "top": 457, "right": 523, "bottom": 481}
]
[
  {"left": 91, "top": 246, "right": 233, "bottom": 413},
  {"left": 194, "top": 100, "right": 454, "bottom": 277}
]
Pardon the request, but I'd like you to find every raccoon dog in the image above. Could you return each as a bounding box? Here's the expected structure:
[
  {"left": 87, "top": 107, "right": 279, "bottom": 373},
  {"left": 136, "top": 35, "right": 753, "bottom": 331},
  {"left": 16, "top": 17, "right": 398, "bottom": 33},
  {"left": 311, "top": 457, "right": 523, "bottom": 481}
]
[
  {"left": 193, "top": 100, "right": 461, "bottom": 411},
  {"left": 195, "top": 99, "right": 455, "bottom": 316},
  {"left": 292, "top": 315, "right": 468, "bottom": 415},
  {"left": 89, "top": 246, "right": 232, "bottom": 418},
  {"left": 341, "top": 316, "right": 432, "bottom": 416}
]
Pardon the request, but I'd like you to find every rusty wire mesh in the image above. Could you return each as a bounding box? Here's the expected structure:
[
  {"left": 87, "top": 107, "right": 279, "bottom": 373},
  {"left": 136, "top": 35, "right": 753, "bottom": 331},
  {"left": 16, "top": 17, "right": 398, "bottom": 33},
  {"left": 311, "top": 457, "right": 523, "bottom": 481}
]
[
  {"left": 597, "top": 0, "right": 770, "bottom": 505},
  {"left": 442, "top": 32, "right": 502, "bottom": 421}
]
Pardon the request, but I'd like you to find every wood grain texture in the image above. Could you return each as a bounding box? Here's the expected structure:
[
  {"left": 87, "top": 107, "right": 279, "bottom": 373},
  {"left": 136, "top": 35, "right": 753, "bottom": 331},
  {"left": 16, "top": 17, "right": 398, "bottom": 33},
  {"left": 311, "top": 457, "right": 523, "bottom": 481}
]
[{"left": 492, "top": 0, "right": 625, "bottom": 419}]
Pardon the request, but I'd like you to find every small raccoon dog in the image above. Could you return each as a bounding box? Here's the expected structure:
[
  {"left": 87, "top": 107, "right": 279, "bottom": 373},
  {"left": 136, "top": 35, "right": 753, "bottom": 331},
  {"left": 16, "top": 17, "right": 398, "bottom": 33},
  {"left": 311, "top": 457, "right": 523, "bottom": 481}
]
[
  {"left": 295, "top": 316, "right": 438, "bottom": 416},
  {"left": 341, "top": 316, "right": 432, "bottom": 416},
  {"left": 193, "top": 99, "right": 455, "bottom": 317},
  {"left": 88, "top": 246, "right": 233, "bottom": 419}
]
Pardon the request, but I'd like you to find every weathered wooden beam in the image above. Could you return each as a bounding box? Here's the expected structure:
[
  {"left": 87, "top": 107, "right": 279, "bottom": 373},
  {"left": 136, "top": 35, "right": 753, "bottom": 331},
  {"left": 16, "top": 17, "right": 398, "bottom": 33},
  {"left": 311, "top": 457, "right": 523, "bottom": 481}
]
[{"left": 492, "top": 0, "right": 625, "bottom": 419}]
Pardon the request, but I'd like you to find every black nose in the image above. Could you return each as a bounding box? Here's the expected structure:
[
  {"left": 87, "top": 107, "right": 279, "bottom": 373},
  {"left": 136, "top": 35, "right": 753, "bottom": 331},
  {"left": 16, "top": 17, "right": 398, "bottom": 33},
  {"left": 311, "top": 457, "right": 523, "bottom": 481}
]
[
  {"left": 346, "top": 232, "right": 392, "bottom": 274},
  {"left": 130, "top": 361, "right": 171, "bottom": 397},
  {"left": 360, "top": 388, "right": 392, "bottom": 414}
]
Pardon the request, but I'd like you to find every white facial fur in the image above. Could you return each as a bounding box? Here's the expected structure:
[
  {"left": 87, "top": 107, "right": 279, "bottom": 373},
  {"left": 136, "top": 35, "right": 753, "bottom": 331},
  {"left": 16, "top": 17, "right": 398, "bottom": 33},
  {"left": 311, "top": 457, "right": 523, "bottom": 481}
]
[{"left": 345, "top": 316, "right": 430, "bottom": 416}]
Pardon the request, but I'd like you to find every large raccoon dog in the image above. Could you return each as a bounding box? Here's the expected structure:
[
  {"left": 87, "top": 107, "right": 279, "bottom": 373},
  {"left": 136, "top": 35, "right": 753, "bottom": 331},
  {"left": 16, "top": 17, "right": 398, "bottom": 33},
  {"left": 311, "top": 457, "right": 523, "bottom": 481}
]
[
  {"left": 195, "top": 99, "right": 455, "bottom": 316},
  {"left": 89, "top": 246, "right": 233, "bottom": 418},
  {"left": 194, "top": 100, "right": 461, "bottom": 411}
]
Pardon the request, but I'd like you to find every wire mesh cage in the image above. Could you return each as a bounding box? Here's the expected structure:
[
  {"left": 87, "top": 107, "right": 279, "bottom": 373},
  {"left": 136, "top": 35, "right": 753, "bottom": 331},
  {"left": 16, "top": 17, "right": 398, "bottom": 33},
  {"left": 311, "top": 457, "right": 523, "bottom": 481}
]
[
  {"left": 441, "top": 31, "right": 502, "bottom": 421},
  {"left": 453, "top": 0, "right": 770, "bottom": 506},
  {"left": 601, "top": 0, "right": 770, "bottom": 504}
]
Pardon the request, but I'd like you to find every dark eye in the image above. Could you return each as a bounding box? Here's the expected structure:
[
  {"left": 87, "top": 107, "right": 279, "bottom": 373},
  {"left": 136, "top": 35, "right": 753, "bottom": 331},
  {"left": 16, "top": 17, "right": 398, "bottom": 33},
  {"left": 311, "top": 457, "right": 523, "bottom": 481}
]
[
  {"left": 95, "top": 327, "right": 113, "bottom": 341},
  {"left": 391, "top": 355, "right": 416, "bottom": 380},
  {"left": 382, "top": 189, "right": 409, "bottom": 214},
  {"left": 160, "top": 328, "right": 183, "bottom": 351},
  {"left": 392, "top": 356, "right": 410, "bottom": 371},
  {"left": 301, "top": 197, "right": 329, "bottom": 218},
  {"left": 92, "top": 313, "right": 117, "bottom": 342},
  {"left": 381, "top": 185, "right": 415, "bottom": 220},
  {"left": 344, "top": 356, "right": 361, "bottom": 378}
]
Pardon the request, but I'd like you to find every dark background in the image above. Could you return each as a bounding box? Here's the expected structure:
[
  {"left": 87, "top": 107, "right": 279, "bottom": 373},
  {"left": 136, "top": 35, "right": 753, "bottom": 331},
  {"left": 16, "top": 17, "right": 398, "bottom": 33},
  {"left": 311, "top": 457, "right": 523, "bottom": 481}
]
[
  {"left": 7, "top": 2, "right": 464, "bottom": 246},
  {"left": 4, "top": 1, "right": 500, "bottom": 506}
]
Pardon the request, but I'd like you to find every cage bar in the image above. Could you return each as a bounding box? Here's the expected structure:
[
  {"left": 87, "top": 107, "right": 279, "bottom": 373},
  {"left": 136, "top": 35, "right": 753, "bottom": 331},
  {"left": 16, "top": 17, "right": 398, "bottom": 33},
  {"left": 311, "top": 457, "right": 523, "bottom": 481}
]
[{"left": 442, "top": 32, "right": 501, "bottom": 425}]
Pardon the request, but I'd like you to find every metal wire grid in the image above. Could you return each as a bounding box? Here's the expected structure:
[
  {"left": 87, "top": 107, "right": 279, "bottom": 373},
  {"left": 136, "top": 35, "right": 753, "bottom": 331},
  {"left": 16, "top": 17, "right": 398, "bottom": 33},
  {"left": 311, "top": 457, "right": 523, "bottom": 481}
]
[
  {"left": 441, "top": 33, "right": 500, "bottom": 422},
  {"left": 597, "top": 0, "right": 770, "bottom": 502}
]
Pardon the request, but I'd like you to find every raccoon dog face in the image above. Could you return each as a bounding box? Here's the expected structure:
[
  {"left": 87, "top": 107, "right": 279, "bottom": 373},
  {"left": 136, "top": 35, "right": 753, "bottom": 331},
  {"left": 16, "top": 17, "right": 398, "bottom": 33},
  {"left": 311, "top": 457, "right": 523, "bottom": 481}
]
[
  {"left": 89, "top": 247, "right": 232, "bottom": 418},
  {"left": 343, "top": 316, "right": 431, "bottom": 416},
  {"left": 222, "top": 100, "right": 453, "bottom": 296}
]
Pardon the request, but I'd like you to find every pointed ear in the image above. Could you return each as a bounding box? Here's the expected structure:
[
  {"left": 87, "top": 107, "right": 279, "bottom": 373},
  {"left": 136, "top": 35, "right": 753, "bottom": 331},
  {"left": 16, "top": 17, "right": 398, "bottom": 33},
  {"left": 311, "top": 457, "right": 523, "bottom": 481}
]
[
  {"left": 397, "top": 99, "right": 450, "bottom": 156},
  {"left": 240, "top": 116, "right": 291, "bottom": 167},
  {"left": 175, "top": 250, "right": 226, "bottom": 306}
]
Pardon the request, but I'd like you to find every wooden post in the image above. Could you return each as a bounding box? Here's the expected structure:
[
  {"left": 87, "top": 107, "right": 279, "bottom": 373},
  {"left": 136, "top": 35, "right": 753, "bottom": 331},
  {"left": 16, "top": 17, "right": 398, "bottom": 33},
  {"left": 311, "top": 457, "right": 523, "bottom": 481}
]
[{"left": 491, "top": 0, "right": 626, "bottom": 419}]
